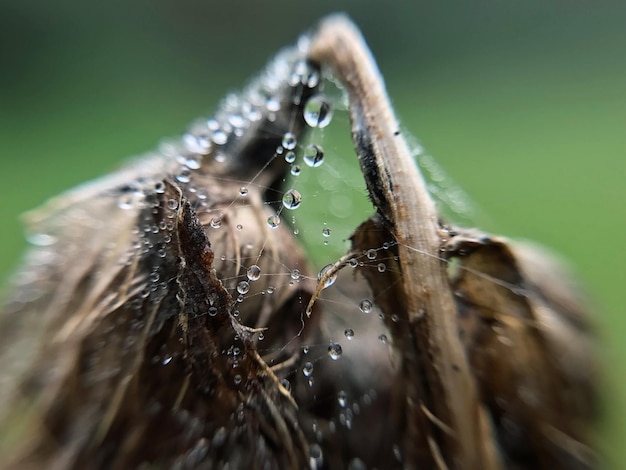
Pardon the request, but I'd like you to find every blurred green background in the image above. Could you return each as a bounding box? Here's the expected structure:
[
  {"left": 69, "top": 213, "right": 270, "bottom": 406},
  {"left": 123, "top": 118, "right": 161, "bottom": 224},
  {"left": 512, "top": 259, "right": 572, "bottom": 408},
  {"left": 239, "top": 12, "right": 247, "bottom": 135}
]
[{"left": 1, "top": 0, "right": 624, "bottom": 466}]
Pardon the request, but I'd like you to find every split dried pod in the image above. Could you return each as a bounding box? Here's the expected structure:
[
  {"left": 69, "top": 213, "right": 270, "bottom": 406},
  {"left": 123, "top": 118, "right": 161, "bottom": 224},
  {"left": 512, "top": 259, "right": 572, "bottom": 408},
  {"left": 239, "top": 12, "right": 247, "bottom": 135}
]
[{"left": 0, "top": 14, "right": 596, "bottom": 470}]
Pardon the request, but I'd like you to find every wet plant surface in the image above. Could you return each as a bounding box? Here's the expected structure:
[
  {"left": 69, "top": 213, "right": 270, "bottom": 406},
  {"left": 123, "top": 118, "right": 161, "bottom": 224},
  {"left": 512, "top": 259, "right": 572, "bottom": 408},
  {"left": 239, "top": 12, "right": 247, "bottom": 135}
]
[{"left": 0, "top": 15, "right": 597, "bottom": 470}]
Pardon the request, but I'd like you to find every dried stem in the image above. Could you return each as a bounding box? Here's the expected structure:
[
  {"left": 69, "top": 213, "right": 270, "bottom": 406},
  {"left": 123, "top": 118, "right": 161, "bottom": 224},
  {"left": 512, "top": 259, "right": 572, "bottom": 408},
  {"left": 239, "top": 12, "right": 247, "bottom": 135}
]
[{"left": 308, "top": 15, "right": 500, "bottom": 469}]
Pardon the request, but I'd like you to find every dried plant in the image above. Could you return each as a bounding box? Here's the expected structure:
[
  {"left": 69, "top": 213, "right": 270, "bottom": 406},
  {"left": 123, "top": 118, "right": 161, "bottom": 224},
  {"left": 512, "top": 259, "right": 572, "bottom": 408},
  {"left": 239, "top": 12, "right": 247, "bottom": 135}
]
[{"left": 0, "top": 14, "right": 596, "bottom": 470}]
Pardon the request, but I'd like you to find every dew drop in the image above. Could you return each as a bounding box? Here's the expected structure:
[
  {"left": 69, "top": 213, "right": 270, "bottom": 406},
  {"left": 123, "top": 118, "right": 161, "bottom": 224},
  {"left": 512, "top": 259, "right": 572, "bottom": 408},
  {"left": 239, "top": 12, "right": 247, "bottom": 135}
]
[
  {"left": 318, "top": 264, "right": 337, "bottom": 288},
  {"left": 239, "top": 186, "right": 248, "bottom": 197},
  {"left": 246, "top": 265, "right": 261, "bottom": 281},
  {"left": 237, "top": 281, "right": 250, "bottom": 295},
  {"left": 210, "top": 216, "right": 222, "bottom": 228},
  {"left": 266, "top": 97, "right": 280, "bottom": 112},
  {"left": 282, "top": 132, "right": 297, "bottom": 150},
  {"left": 175, "top": 170, "right": 191, "bottom": 184},
  {"left": 282, "top": 189, "right": 302, "bottom": 210},
  {"left": 302, "top": 345, "right": 309, "bottom": 355},
  {"left": 284, "top": 150, "right": 296, "bottom": 163},
  {"left": 304, "top": 94, "right": 333, "bottom": 128},
  {"left": 344, "top": 328, "right": 354, "bottom": 340},
  {"left": 309, "top": 443, "right": 323, "bottom": 466},
  {"left": 234, "top": 374, "right": 242, "bottom": 385},
  {"left": 337, "top": 390, "right": 348, "bottom": 408},
  {"left": 154, "top": 181, "right": 165, "bottom": 193},
  {"left": 236, "top": 224, "right": 243, "bottom": 231},
  {"left": 378, "top": 334, "right": 388, "bottom": 344},
  {"left": 393, "top": 444, "right": 403, "bottom": 462},
  {"left": 302, "top": 362, "right": 314, "bottom": 377},
  {"left": 167, "top": 199, "right": 179, "bottom": 210},
  {"left": 162, "top": 356, "right": 172, "bottom": 365},
  {"left": 208, "top": 306, "right": 218, "bottom": 317},
  {"left": 185, "top": 156, "right": 202, "bottom": 170},
  {"left": 117, "top": 194, "right": 135, "bottom": 210},
  {"left": 348, "top": 458, "right": 366, "bottom": 470},
  {"left": 322, "top": 227, "right": 331, "bottom": 237},
  {"left": 211, "top": 130, "right": 228, "bottom": 145},
  {"left": 267, "top": 215, "right": 281, "bottom": 228},
  {"left": 377, "top": 262, "right": 387, "bottom": 272},
  {"left": 328, "top": 342, "right": 342, "bottom": 361},
  {"left": 348, "top": 258, "right": 358, "bottom": 268},
  {"left": 359, "top": 299, "right": 373, "bottom": 314},
  {"left": 303, "top": 144, "right": 325, "bottom": 167},
  {"left": 290, "top": 165, "right": 301, "bottom": 176},
  {"left": 291, "top": 269, "right": 301, "bottom": 281},
  {"left": 280, "top": 378, "right": 291, "bottom": 392},
  {"left": 366, "top": 248, "right": 377, "bottom": 260}
]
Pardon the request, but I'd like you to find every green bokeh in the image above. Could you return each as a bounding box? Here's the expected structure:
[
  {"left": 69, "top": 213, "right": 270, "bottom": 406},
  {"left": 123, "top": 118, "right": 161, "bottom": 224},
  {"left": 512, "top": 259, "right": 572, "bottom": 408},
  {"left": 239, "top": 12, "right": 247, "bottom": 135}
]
[{"left": 1, "top": 1, "right": 624, "bottom": 465}]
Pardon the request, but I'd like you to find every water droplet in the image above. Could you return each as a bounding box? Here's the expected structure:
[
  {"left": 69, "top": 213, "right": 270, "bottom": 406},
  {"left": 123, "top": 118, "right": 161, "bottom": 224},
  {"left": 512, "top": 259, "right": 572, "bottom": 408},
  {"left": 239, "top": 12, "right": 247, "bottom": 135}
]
[
  {"left": 167, "top": 199, "right": 179, "bottom": 210},
  {"left": 284, "top": 150, "right": 296, "bottom": 163},
  {"left": 117, "top": 194, "right": 135, "bottom": 210},
  {"left": 211, "top": 129, "right": 228, "bottom": 145},
  {"left": 366, "top": 248, "right": 377, "bottom": 260},
  {"left": 348, "top": 457, "right": 366, "bottom": 470},
  {"left": 282, "top": 132, "right": 297, "bottom": 150},
  {"left": 337, "top": 390, "right": 348, "bottom": 408},
  {"left": 236, "top": 224, "right": 243, "bottom": 231},
  {"left": 210, "top": 216, "right": 222, "bottom": 228},
  {"left": 246, "top": 265, "right": 261, "bottom": 281},
  {"left": 290, "top": 165, "right": 301, "bottom": 176},
  {"left": 393, "top": 444, "right": 403, "bottom": 462},
  {"left": 208, "top": 306, "right": 218, "bottom": 316},
  {"left": 328, "top": 342, "right": 342, "bottom": 360},
  {"left": 239, "top": 186, "right": 248, "bottom": 197},
  {"left": 280, "top": 378, "right": 291, "bottom": 392},
  {"left": 282, "top": 189, "right": 302, "bottom": 210},
  {"left": 302, "top": 345, "right": 309, "bottom": 355},
  {"left": 237, "top": 281, "right": 250, "bottom": 295},
  {"left": 348, "top": 258, "right": 358, "bottom": 268},
  {"left": 318, "top": 264, "right": 337, "bottom": 288},
  {"left": 344, "top": 328, "right": 354, "bottom": 340},
  {"left": 266, "top": 286, "right": 274, "bottom": 294},
  {"left": 267, "top": 215, "right": 281, "bottom": 228},
  {"left": 266, "top": 97, "right": 280, "bottom": 112},
  {"left": 291, "top": 269, "right": 301, "bottom": 281},
  {"left": 322, "top": 227, "right": 331, "bottom": 237},
  {"left": 234, "top": 374, "right": 242, "bottom": 385},
  {"left": 304, "top": 94, "right": 333, "bottom": 128},
  {"left": 185, "top": 156, "right": 202, "bottom": 170},
  {"left": 359, "top": 299, "right": 373, "bottom": 314},
  {"left": 175, "top": 170, "right": 191, "bottom": 184},
  {"left": 378, "top": 334, "right": 388, "bottom": 344},
  {"left": 303, "top": 144, "right": 325, "bottom": 167},
  {"left": 377, "top": 262, "right": 387, "bottom": 272},
  {"left": 162, "top": 356, "right": 172, "bottom": 365},
  {"left": 291, "top": 60, "right": 320, "bottom": 88},
  {"left": 309, "top": 443, "right": 323, "bottom": 466},
  {"left": 302, "top": 362, "right": 314, "bottom": 377},
  {"left": 155, "top": 181, "right": 165, "bottom": 193}
]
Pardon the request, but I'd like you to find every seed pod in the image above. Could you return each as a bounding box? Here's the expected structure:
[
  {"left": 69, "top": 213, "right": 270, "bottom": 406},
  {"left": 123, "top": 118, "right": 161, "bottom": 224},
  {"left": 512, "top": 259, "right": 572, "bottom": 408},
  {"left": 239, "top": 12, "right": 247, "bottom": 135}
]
[{"left": 0, "top": 41, "right": 320, "bottom": 469}]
